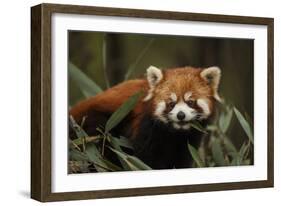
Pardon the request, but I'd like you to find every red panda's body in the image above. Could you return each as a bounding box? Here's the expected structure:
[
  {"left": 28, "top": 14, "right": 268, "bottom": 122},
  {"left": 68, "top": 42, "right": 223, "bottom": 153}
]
[{"left": 70, "top": 66, "right": 221, "bottom": 169}]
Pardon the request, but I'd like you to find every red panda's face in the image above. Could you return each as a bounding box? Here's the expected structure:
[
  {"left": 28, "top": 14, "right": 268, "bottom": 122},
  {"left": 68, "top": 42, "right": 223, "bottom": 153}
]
[{"left": 144, "top": 66, "right": 221, "bottom": 130}]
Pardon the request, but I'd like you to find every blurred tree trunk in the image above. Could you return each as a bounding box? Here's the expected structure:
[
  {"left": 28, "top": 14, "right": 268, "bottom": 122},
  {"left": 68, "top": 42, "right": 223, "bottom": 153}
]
[
  {"left": 199, "top": 38, "right": 220, "bottom": 67},
  {"left": 104, "top": 34, "right": 126, "bottom": 86}
]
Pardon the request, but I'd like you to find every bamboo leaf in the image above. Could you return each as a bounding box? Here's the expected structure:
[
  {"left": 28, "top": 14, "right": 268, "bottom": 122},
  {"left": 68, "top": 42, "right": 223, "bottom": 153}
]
[
  {"left": 211, "top": 139, "right": 226, "bottom": 166},
  {"left": 234, "top": 107, "right": 254, "bottom": 144},
  {"left": 72, "top": 135, "right": 102, "bottom": 146},
  {"left": 85, "top": 143, "right": 108, "bottom": 172},
  {"left": 69, "top": 62, "right": 103, "bottom": 98},
  {"left": 69, "top": 149, "right": 88, "bottom": 161},
  {"left": 69, "top": 116, "right": 89, "bottom": 139},
  {"left": 235, "top": 141, "right": 251, "bottom": 165},
  {"left": 125, "top": 38, "right": 154, "bottom": 80},
  {"left": 107, "top": 135, "right": 131, "bottom": 170},
  {"left": 99, "top": 158, "right": 123, "bottom": 171},
  {"left": 188, "top": 144, "right": 205, "bottom": 167},
  {"left": 109, "top": 147, "right": 151, "bottom": 170},
  {"left": 230, "top": 142, "right": 249, "bottom": 166},
  {"left": 239, "top": 142, "right": 248, "bottom": 158},
  {"left": 206, "top": 125, "right": 217, "bottom": 132},
  {"left": 105, "top": 91, "right": 143, "bottom": 133},
  {"left": 219, "top": 107, "right": 233, "bottom": 133},
  {"left": 127, "top": 156, "right": 152, "bottom": 170},
  {"left": 231, "top": 142, "right": 246, "bottom": 166},
  {"left": 231, "top": 156, "right": 239, "bottom": 166},
  {"left": 223, "top": 137, "right": 238, "bottom": 155},
  {"left": 118, "top": 136, "right": 134, "bottom": 149},
  {"left": 110, "top": 136, "right": 133, "bottom": 150},
  {"left": 189, "top": 121, "right": 207, "bottom": 134},
  {"left": 109, "top": 147, "right": 139, "bottom": 170}
]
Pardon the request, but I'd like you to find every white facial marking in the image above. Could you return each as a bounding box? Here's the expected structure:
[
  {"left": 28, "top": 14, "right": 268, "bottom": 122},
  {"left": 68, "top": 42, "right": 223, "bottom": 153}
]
[
  {"left": 172, "top": 122, "right": 191, "bottom": 130},
  {"left": 143, "top": 89, "right": 153, "bottom": 101},
  {"left": 184, "top": 92, "right": 192, "bottom": 101},
  {"left": 197, "top": 98, "right": 210, "bottom": 119},
  {"left": 154, "top": 101, "right": 168, "bottom": 123},
  {"left": 169, "top": 101, "right": 196, "bottom": 122},
  {"left": 182, "top": 124, "right": 191, "bottom": 130},
  {"left": 173, "top": 123, "right": 181, "bottom": 129},
  {"left": 170, "top": 93, "right": 177, "bottom": 102}
]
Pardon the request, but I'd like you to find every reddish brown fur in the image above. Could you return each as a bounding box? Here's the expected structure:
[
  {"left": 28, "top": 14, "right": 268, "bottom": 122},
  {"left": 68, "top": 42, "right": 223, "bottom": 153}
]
[{"left": 70, "top": 79, "right": 149, "bottom": 124}]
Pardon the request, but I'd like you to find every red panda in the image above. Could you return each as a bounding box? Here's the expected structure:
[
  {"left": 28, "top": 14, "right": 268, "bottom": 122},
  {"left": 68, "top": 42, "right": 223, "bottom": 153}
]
[{"left": 70, "top": 66, "right": 221, "bottom": 169}]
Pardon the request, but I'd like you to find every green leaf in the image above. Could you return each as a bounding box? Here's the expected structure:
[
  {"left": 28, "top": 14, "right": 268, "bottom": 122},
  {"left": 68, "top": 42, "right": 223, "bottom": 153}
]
[
  {"left": 72, "top": 135, "right": 102, "bottom": 146},
  {"left": 109, "top": 147, "right": 151, "bottom": 170},
  {"left": 239, "top": 142, "right": 248, "bottom": 158},
  {"left": 219, "top": 107, "right": 233, "bottom": 133},
  {"left": 223, "top": 137, "right": 238, "bottom": 155},
  {"left": 127, "top": 156, "right": 152, "bottom": 170},
  {"left": 206, "top": 125, "right": 217, "bottom": 132},
  {"left": 118, "top": 136, "right": 134, "bottom": 149},
  {"left": 188, "top": 144, "right": 205, "bottom": 167},
  {"left": 230, "top": 156, "right": 239, "bottom": 166},
  {"left": 189, "top": 121, "right": 207, "bottom": 134},
  {"left": 85, "top": 143, "right": 108, "bottom": 172},
  {"left": 69, "top": 62, "right": 103, "bottom": 98},
  {"left": 230, "top": 141, "right": 250, "bottom": 166},
  {"left": 107, "top": 135, "right": 131, "bottom": 170},
  {"left": 125, "top": 38, "right": 154, "bottom": 80},
  {"left": 105, "top": 91, "right": 143, "bottom": 133},
  {"left": 234, "top": 107, "right": 254, "bottom": 144},
  {"left": 211, "top": 139, "right": 226, "bottom": 166},
  {"left": 99, "top": 158, "right": 123, "bottom": 171},
  {"left": 69, "top": 116, "right": 88, "bottom": 152},
  {"left": 69, "top": 149, "right": 88, "bottom": 161},
  {"left": 109, "top": 147, "right": 139, "bottom": 170},
  {"left": 235, "top": 141, "right": 251, "bottom": 165},
  {"left": 112, "top": 136, "right": 134, "bottom": 150},
  {"left": 244, "top": 112, "right": 254, "bottom": 129},
  {"left": 69, "top": 116, "right": 89, "bottom": 138},
  {"left": 231, "top": 143, "right": 246, "bottom": 166}
]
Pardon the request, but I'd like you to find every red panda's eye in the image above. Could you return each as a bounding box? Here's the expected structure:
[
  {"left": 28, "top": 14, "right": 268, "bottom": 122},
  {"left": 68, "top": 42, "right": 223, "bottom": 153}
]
[
  {"left": 167, "top": 102, "right": 176, "bottom": 109},
  {"left": 186, "top": 100, "right": 196, "bottom": 107}
]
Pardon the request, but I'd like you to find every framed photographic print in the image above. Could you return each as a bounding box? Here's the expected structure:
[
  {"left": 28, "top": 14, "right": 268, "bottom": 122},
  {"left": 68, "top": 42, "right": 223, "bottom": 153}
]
[{"left": 31, "top": 3, "right": 274, "bottom": 202}]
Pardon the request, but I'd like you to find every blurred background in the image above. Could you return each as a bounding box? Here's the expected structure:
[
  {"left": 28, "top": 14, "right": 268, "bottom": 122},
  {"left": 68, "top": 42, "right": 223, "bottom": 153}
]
[{"left": 68, "top": 31, "right": 253, "bottom": 153}]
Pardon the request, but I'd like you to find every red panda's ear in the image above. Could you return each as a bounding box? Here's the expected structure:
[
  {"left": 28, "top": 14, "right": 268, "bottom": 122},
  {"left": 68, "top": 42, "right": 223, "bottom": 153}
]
[
  {"left": 143, "top": 66, "right": 163, "bottom": 101},
  {"left": 146, "top": 66, "right": 163, "bottom": 88},
  {"left": 200, "top": 66, "right": 222, "bottom": 102}
]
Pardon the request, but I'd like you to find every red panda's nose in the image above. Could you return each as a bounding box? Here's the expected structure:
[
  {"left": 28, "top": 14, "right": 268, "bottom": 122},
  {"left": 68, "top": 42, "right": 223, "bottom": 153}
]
[{"left": 177, "top": 111, "right": 186, "bottom": 121}]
